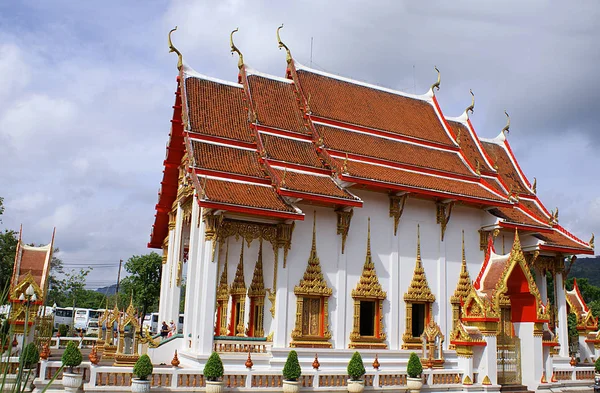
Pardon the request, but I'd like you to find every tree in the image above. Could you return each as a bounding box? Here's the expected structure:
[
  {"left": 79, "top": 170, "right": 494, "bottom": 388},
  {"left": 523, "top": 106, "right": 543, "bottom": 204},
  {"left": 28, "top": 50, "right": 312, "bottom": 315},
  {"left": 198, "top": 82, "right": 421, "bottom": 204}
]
[
  {"left": 119, "top": 253, "right": 162, "bottom": 319},
  {"left": 0, "top": 230, "right": 17, "bottom": 291},
  {"left": 0, "top": 196, "right": 4, "bottom": 222}
]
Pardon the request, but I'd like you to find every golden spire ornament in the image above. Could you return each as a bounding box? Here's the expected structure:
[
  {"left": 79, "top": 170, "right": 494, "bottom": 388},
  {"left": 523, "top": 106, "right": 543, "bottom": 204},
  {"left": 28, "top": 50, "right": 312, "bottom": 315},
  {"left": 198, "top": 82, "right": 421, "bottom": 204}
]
[
  {"left": 230, "top": 28, "right": 244, "bottom": 69},
  {"left": 276, "top": 24, "right": 292, "bottom": 63},
  {"left": 168, "top": 26, "right": 183, "bottom": 70}
]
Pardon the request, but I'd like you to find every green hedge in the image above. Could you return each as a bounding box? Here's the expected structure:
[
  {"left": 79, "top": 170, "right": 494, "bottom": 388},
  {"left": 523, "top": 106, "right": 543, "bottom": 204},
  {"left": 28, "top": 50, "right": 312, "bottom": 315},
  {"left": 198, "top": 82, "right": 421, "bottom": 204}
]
[
  {"left": 133, "top": 354, "right": 153, "bottom": 381},
  {"left": 61, "top": 341, "right": 82, "bottom": 372}
]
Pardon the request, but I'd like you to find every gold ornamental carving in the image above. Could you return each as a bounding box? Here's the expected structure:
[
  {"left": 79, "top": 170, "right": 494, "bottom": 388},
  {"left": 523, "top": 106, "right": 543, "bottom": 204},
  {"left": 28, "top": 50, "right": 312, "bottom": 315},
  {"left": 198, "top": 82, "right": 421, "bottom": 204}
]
[
  {"left": 421, "top": 320, "right": 445, "bottom": 368},
  {"left": 389, "top": 194, "right": 408, "bottom": 236},
  {"left": 335, "top": 208, "right": 353, "bottom": 254},
  {"left": 451, "top": 231, "right": 474, "bottom": 335},
  {"left": 248, "top": 239, "right": 266, "bottom": 337},
  {"left": 291, "top": 212, "right": 332, "bottom": 348},
  {"left": 216, "top": 242, "right": 230, "bottom": 336},
  {"left": 203, "top": 212, "right": 224, "bottom": 262},
  {"left": 436, "top": 201, "right": 454, "bottom": 241},
  {"left": 349, "top": 218, "right": 387, "bottom": 349},
  {"left": 230, "top": 244, "right": 247, "bottom": 337}
]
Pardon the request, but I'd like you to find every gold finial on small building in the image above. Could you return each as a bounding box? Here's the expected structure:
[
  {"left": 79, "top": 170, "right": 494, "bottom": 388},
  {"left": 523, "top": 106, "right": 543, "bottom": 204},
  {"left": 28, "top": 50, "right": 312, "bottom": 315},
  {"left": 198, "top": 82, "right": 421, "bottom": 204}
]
[
  {"left": 276, "top": 24, "right": 292, "bottom": 64},
  {"left": 533, "top": 177, "right": 537, "bottom": 194},
  {"left": 230, "top": 28, "right": 244, "bottom": 69},
  {"left": 430, "top": 66, "right": 441, "bottom": 93},
  {"left": 502, "top": 110, "right": 510, "bottom": 135},
  {"left": 465, "top": 89, "right": 475, "bottom": 116},
  {"left": 245, "top": 352, "right": 253, "bottom": 369},
  {"left": 168, "top": 26, "right": 183, "bottom": 70},
  {"left": 372, "top": 354, "right": 380, "bottom": 370},
  {"left": 417, "top": 224, "right": 422, "bottom": 260},
  {"left": 89, "top": 343, "right": 99, "bottom": 365},
  {"left": 590, "top": 233, "right": 594, "bottom": 249}
]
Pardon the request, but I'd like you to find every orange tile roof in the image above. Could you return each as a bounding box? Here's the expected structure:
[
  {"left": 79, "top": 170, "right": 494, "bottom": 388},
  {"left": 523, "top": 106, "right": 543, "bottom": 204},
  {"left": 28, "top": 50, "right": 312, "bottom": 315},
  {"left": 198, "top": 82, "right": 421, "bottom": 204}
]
[
  {"left": 185, "top": 77, "right": 253, "bottom": 143},
  {"left": 535, "top": 230, "right": 592, "bottom": 253},
  {"left": 247, "top": 75, "right": 310, "bottom": 135},
  {"left": 488, "top": 207, "right": 550, "bottom": 229},
  {"left": 16, "top": 248, "right": 48, "bottom": 289},
  {"left": 481, "top": 141, "right": 532, "bottom": 196},
  {"left": 198, "top": 177, "right": 296, "bottom": 213},
  {"left": 260, "top": 133, "right": 324, "bottom": 168},
  {"left": 339, "top": 159, "right": 506, "bottom": 203},
  {"left": 273, "top": 168, "right": 357, "bottom": 201},
  {"left": 317, "top": 124, "right": 473, "bottom": 176},
  {"left": 447, "top": 121, "right": 495, "bottom": 173},
  {"left": 296, "top": 69, "right": 455, "bottom": 146},
  {"left": 190, "top": 140, "right": 265, "bottom": 179},
  {"left": 519, "top": 199, "right": 551, "bottom": 221}
]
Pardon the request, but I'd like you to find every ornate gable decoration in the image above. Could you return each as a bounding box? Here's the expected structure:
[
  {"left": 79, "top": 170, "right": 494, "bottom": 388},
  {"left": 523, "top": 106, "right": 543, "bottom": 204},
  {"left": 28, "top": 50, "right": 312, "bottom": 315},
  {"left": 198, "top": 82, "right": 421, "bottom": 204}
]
[
  {"left": 451, "top": 231, "right": 473, "bottom": 305},
  {"left": 230, "top": 244, "right": 247, "bottom": 296},
  {"left": 294, "top": 214, "right": 332, "bottom": 297},
  {"left": 248, "top": 239, "right": 266, "bottom": 297},
  {"left": 404, "top": 225, "right": 435, "bottom": 303},
  {"left": 352, "top": 218, "right": 386, "bottom": 300}
]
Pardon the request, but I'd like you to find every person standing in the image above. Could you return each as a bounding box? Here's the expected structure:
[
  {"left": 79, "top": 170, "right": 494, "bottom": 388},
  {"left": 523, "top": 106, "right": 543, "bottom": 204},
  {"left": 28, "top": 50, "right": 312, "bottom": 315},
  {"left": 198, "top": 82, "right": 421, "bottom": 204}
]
[{"left": 160, "top": 321, "right": 169, "bottom": 340}]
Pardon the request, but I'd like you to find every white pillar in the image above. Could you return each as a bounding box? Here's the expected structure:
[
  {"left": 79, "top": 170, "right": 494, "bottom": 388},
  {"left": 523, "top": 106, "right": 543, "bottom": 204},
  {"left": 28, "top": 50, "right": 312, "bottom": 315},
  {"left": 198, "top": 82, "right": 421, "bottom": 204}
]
[
  {"left": 334, "top": 232, "right": 348, "bottom": 349},
  {"left": 515, "top": 322, "right": 543, "bottom": 391},
  {"left": 182, "top": 196, "right": 200, "bottom": 349},
  {"left": 480, "top": 335, "right": 498, "bottom": 385},
  {"left": 389, "top": 227, "right": 400, "bottom": 350},
  {"left": 158, "top": 227, "right": 176, "bottom": 325},
  {"left": 535, "top": 267, "right": 548, "bottom": 304},
  {"left": 167, "top": 204, "right": 183, "bottom": 325},
  {"left": 579, "top": 335, "right": 593, "bottom": 363},
  {"left": 556, "top": 272, "right": 569, "bottom": 358},
  {"left": 438, "top": 235, "right": 448, "bottom": 349},
  {"left": 194, "top": 217, "right": 220, "bottom": 355},
  {"left": 273, "top": 249, "right": 289, "bottom": 348},
  {"left": 457, "top": 356, "right": 473, "bottom": 384},
  {"left": 189, "top": 207, "right": 208, "bottom": 353}
]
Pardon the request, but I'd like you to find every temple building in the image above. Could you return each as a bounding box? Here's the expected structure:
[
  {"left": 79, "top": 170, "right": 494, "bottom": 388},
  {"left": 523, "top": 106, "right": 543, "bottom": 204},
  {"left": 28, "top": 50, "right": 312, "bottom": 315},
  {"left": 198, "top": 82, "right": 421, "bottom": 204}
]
[{"left": 148, "top": 27, "right": 595, "bottom": 391}]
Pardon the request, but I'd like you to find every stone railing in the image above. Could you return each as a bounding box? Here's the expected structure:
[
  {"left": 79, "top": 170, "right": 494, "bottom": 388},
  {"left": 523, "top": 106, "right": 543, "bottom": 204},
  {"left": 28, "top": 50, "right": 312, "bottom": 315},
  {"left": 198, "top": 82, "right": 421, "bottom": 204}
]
[
  {"left": 552, "top": 366, "right": 595, "bottom": 383},
  {"left": 213, "top": 338, "right": 272, "bottom": 354}
]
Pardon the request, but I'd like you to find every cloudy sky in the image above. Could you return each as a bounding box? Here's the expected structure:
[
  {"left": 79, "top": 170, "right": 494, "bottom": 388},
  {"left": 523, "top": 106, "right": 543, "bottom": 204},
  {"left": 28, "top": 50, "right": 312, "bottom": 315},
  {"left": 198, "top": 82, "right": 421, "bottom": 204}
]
[{"left": 1, "top": 1, "right": 598, "bottom": 289}]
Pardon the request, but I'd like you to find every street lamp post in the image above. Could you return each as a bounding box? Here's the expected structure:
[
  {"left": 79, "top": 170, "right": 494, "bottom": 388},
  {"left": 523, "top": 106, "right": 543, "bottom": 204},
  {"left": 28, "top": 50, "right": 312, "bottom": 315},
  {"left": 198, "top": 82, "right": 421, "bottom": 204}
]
[{"left": 19, "top": 285, "right": 37, "bottom": 351}]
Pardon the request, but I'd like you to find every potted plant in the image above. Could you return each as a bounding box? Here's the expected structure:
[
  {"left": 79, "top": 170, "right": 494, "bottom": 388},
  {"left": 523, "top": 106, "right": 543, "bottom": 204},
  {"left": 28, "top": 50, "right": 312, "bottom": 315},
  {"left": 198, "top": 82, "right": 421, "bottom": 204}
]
[
  {"left": 61, "top": 341, "right": 83, "bottom": 393},
  {"left": 282, "top": 350, "right": 302, "bottom": 393},
  {"left": 594, "top": 357, "right": 600, "bottom": 377},
  {"left": 132, "top": 354, "right": 153, "bottom": 393},
  {"left": 347, "top": 351, "right": 366, "bottom": 393},
  {"left": 203, "top": 352, "right": 225, "bottom": 393},
  {"left": 406, "top": 352, "right": 423, "bottom": 393}
]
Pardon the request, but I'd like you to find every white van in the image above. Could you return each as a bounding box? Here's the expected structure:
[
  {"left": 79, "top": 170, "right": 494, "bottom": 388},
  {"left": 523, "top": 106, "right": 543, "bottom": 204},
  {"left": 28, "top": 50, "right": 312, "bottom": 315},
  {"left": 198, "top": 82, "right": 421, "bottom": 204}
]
[{"left": 87, "top": 319, "right": 99, "bottom": 335}]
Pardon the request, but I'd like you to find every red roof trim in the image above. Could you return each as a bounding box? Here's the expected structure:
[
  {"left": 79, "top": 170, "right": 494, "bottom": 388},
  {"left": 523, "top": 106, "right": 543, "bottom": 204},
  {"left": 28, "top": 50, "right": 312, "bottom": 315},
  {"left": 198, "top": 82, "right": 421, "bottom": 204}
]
[
  {"left": 503, "top": 139, "right": 532, "bottom": 190},
  {"left": 573, "top": 278, "right": 590, "bottom": 313},
  {"left": 466, "top": 118, "right": 497, "bottom": 171},
  {"left": 193, "top": 168, "right": 271, "bottom": 186},
  {"left": 253, "top": 124, "right": 313, "bottom": 141},
  {"left": 499, "top": 221, "right": 553, "bottom": 234},
  {"left": 328, "top": 149, "right": 478, "bottom": 182},
  {"left": 186, "top": 132, "right": 256, "bottom": 150},
  {"left": 339, "top": 174, "right": 512, "bottom": 207},
  {"left": 266, "top": 159, "right": 331, "bottom": 176},
  {"left": 310, "top": 116, "right": 460, "bottom": 152},
  {"left": 461, "top": 317, "right": 500, "bottom": 322},
  {"left": 449, "top": 340, "right": 487, "bottom": 347},
  {"left": 278, "top": 188, "right": 363, "bottom": 207},
  {"left": 539, "top": 245, "right": 594, "bottom": 255},
  {"left": 431, "top": 95, "right": 459, "bottom": 143},
  {"left": 198, "top": 200, "right": 303, "bottom": 221}
]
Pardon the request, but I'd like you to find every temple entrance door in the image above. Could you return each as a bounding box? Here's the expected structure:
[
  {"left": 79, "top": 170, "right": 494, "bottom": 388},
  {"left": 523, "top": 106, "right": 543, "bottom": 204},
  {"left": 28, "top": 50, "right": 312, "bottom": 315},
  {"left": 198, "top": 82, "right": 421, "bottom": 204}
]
[{"left": 497, "top": 306, "right": 522, "bottom": 385}]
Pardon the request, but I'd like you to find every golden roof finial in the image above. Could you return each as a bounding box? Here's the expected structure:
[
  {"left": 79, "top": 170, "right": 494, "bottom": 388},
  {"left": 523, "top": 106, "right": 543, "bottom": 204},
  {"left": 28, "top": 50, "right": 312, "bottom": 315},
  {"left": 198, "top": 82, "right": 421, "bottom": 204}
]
[
  {"left": 366, "top": 217, "right": 372, "bottom": 259},
  {"left": 417, "top": 224, "right": 422, "bottom": 261},
  {"left": 276, "top": 24, "right": 292, "bottom": 64},
  {"left": 230, "top": 28, "right": 244, "bottom": 69},
  {"left": 168, "top": 26, "right": 183, "bottom": 70},
  {"left": 465, "top": 89, "right": 475, "bottom": 116},
  {"left": 590, "top": 233, "right": 595, "bottom": 249},
  {"left": 461, "top": 230, "right": 466, "bottom": 265},
  {"left": 310, "top": 210, "right": 317, "bottom": 258},
  {"left": 502, "top": 110, "right": 510, "bottom": 135},
  {"left": 532, "top": 177, "right": 537, "bottom": 194},
  {"left": 430, "top": 66, "right": 441, "bottom": 93}
]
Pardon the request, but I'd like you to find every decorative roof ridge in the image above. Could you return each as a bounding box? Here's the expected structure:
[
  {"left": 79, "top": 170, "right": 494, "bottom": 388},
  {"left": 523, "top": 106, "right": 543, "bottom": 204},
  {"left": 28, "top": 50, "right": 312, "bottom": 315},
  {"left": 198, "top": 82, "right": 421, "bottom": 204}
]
[
  {"left": 294, "top": 60, "right": 432, "bottom": 102},
  {"left": 258, "top": 129, "right": 312, "bottom": 142},
  {"left": 444, "top": 115, "right": 498, "bottom": 174},
  {"left": 246, "top": 67, "right": 293, "bottom": 84},
  {"left": 566, "top": 278, "right": 590, "bottom": 313},
  {"left": 188, "top": 137, "right": 257, "bottom": 152},
  {"left": 182, "top": 62, "right": 243, "bottom": 89},
  {"left": 20, "top": 243, "right": 52, "bottom": 252},
  {"left": 270, "top": 164, "right": 332, "bottom": 178},
  {"left": 197, "top": 174, "right": 273, "bottom": 188},
  {"left": 313, "top": 119, "right": 460, "bottom": 153},
  {"left": 513, "top": 206, "right": 552, "bottom": 227}
]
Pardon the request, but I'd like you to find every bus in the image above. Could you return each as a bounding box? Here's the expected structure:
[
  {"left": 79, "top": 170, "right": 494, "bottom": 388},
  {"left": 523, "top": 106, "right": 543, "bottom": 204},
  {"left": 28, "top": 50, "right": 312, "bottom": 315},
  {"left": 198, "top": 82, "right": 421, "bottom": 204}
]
[
  {"left": 143, "top": 313, "right": 159, "bottom": 335},
  {"left": 53, "top": 307, "right": 74, "bottom": 330},
  {"left": 74, "top": 308, "right": 93, "bottom": 331}
]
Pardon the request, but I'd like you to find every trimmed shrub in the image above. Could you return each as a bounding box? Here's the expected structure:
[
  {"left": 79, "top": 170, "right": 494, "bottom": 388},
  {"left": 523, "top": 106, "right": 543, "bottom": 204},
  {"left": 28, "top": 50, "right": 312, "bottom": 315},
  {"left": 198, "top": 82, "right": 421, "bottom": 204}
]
[
  {"left": 21, "top": 342, "right": 40, "bottom": 369},
  {"left": 282, "top": 350, "right": 301, "bottom": 381},
  {"left": 61, "top": 341, "right": 82, "bottom": 373},
  {"left": 407, "top": 352, "right": 423, "bottom": 378},
  {"left": 347, "top": 351, "right": 366, "bottom": 381},
  {"left": 58, "top": 324, "right": 68, "bottom": 337},
  {"left": 203, "top": 352, "right": 224, "bottom": 382},
  {"left": 595, "top": 357, "right": 600, "bottom": 373},
  {"left": 133, "top": 354, "right": 153, "bottom": 381}
]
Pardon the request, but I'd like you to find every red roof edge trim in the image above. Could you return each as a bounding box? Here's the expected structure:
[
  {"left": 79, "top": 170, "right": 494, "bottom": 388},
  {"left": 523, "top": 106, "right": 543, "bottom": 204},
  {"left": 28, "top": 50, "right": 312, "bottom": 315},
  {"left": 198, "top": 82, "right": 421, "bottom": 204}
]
[
  {"left": 539, "top": 245, "right": 594, "bottom": 255},
  {"left": 466, "top": 118, "right": 498, "bottom": 172},
  {"left": 253, "top": 124, "right": 312, "bottom": 141},
  {"left": 503, "top": 139, "right": 533, "bottom": 191},
  {"left": 185, "top": 132, "right": 257, "bottom": 150},
  {"left": 498, "top": 221, "right": 553, "bottom": 234},
  {"left": 450, "top": 340, "right": 487, "bottom": 347},
  {"left": 266, "top": 160, "right": 331, "bottom": 176},
  {"left": 193, "top": 168, "right": 271, "bottom": 186},
  {"left": 460, "top": 317, "right": 500, "bottom": 323},
  {"left": 278, "top": 189, "right": 363, "bottom": 207},
  {"left": 327, "top": 149, "right": 479, "bottom": 182},
  {"left": 198, "top": 200, "right": 303, "bottom": 221},
  {"left": 310, "top": 116, "right": 460, "bottom": 152},
  {"left": 555, "top": 224, "right": 592, "bottom": 249},
  {"left": 339, "top": 174, "right": 511, "bottom": 207},
  {"left": 431, "top": 95, "right": 459, "bottom": 145}
]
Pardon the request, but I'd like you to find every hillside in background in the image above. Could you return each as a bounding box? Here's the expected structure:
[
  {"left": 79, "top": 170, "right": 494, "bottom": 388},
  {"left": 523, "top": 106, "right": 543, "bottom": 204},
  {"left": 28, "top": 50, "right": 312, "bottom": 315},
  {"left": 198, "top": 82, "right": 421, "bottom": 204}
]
[
  {"left": 95, "top": 284, "right": 118, "bottom": 296},
  {"left": 568, "top": 256, "right": 600, "bottom": 285}
]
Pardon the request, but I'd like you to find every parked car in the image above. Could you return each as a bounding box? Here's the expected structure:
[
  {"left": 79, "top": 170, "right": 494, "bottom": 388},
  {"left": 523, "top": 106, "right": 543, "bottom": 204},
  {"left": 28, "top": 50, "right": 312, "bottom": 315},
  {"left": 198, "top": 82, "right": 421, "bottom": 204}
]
[{"left": 86, "top": 319, "right": 99, "bottom": 336}]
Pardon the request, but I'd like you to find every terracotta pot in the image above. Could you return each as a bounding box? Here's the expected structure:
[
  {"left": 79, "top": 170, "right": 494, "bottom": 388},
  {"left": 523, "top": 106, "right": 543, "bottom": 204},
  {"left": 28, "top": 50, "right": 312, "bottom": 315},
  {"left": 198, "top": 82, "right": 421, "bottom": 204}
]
[
  {"left": 131, "top": 378, "right": 151, "bottom": 393},
  {"left": 283, "top": 380, "right": 300, "bottom": 393},
  {"left": 205, "top": 380, "right": 224, "bottom": 393},
  {"left": 407, "top": 377, "right": 423, "bottom": 393},
  {"left": 62, "top": 372, "right": 83, "bottom": 393},
  {"left": 347, "top": 379, "right": 364, "bottom": 393}
]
